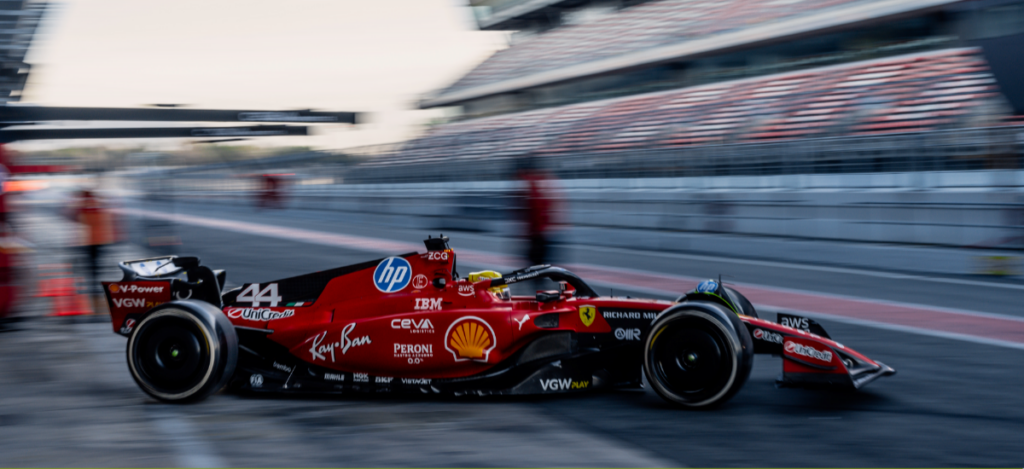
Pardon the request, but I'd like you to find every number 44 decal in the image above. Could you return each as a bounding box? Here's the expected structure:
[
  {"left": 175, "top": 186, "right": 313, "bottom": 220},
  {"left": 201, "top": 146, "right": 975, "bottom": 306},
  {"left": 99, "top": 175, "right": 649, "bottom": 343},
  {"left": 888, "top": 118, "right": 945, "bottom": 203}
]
[{"left": 237, "top": 283, "right": 283, "bottom": 307}]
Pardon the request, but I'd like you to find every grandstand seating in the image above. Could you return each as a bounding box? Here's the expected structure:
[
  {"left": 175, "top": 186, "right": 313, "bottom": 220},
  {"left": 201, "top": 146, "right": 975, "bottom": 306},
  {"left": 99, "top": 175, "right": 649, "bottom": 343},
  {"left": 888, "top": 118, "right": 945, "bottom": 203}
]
[
  {"left": 373, "top": 48, "right": 1008, "bottom": 166},
  {"left": 446, "top": 0, "right": 874, "bottom": 94}
]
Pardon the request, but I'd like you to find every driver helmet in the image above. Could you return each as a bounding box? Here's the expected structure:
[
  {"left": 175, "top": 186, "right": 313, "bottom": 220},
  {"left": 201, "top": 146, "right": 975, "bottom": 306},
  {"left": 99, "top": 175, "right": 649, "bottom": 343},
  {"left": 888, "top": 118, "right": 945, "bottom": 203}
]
[{"left": 468, "top": 270, "right": 510, "bottom": 300}]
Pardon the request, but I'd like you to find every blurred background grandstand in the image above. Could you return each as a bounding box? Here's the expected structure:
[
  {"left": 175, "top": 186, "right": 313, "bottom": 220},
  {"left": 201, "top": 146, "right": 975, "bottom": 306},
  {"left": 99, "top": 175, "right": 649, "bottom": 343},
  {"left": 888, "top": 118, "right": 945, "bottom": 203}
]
[
  {"left": 0, "top": 0, "right": 43, "bottom": 104},
  {"left": 344, "top": 0, "right": 1024, "bottom": 182},
  {"left": 17, "top": 0, "right": 1024, "bottom": 182}
]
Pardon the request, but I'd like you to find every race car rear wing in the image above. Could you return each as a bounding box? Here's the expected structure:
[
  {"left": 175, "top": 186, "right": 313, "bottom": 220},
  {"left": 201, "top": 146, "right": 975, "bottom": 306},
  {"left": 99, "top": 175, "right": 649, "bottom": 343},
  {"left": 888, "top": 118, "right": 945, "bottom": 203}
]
[{"left": 104, "top": 256, "right": 226, "bottom": 336}]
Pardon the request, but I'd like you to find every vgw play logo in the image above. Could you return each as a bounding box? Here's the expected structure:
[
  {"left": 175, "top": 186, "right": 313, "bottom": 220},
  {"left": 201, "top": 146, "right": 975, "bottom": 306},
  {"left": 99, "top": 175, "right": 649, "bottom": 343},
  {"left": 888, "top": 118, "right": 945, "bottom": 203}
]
[{"left": 374, "top": 257, "right": 412, "bottom": 293}]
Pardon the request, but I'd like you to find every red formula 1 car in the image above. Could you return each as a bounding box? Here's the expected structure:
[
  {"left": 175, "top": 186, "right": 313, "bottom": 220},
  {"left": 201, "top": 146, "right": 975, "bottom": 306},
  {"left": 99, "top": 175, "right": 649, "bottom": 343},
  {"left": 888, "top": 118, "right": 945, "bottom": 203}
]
[{"left": 103, "top": 236, "right": 894, "bottom": 408}]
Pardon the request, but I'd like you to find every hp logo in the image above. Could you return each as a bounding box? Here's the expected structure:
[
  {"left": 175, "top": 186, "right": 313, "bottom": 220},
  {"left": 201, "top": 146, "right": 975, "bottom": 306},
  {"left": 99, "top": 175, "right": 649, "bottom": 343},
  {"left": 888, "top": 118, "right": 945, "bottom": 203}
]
[
  {"left": 374, "top": 257, "right": 412, "bottom": 293},
  {"left": 696, "top": 280, "right": 718, "bottom": 293}
]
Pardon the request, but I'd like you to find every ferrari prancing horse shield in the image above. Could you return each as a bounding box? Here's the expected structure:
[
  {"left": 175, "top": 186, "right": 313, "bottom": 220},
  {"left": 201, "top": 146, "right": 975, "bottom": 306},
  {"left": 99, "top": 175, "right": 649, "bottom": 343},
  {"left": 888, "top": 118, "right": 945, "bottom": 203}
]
[{"left": 579, "top": 305, "right": 597, "bottom": 327}]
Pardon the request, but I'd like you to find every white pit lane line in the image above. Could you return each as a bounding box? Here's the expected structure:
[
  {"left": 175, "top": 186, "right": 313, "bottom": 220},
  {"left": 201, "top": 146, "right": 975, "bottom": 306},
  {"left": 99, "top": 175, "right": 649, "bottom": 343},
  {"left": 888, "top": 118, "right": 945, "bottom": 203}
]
[{"left": 147, "top": 409, "right": 228, "bottom": 468}]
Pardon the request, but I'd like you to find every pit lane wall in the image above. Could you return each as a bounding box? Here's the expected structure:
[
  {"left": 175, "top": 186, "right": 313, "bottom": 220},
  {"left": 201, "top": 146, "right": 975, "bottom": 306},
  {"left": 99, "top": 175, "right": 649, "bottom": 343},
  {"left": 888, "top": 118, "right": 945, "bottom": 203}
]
[{"left": 151, "top": 169, "right": 1024, "bottom": 277}]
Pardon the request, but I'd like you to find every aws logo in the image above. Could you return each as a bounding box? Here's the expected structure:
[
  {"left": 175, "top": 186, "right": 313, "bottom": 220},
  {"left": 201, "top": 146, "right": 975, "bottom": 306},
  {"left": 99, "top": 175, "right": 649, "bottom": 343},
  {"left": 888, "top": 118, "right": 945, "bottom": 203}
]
[{"left": 444, "top": 316, "right": 496, "bottom": 362}]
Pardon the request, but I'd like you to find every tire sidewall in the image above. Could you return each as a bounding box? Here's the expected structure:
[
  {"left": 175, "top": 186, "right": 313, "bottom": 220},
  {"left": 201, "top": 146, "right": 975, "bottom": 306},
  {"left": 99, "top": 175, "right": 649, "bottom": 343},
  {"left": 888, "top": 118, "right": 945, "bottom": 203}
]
[
  {"left": 722, "top": 286, "right": 758, "bottom": 319},
  {"left": 127, "top": 300, "right": 237, "bottom": 403},
  {"left": 644, "top": 302, "right": 753, "bottom": 408}
]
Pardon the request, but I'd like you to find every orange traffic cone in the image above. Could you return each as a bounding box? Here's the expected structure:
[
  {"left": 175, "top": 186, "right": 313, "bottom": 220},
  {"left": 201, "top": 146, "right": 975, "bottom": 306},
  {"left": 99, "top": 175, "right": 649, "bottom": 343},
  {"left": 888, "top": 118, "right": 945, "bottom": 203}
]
[
  {"left": 48, "top": 277, "right": 94, "bottom": 317},
  {"left": 36, "top": 264, "right": 73, "bottom": 298}
]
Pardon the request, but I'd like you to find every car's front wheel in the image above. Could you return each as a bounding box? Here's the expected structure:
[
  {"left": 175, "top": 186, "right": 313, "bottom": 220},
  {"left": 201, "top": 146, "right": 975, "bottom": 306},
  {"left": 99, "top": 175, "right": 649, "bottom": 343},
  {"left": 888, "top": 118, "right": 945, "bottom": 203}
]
[
  {"left": 127, "top": 301, "right": 237, "bottom": 403},
  {"left": 643, "top": 303, "right": 753, "bottom": 408}
]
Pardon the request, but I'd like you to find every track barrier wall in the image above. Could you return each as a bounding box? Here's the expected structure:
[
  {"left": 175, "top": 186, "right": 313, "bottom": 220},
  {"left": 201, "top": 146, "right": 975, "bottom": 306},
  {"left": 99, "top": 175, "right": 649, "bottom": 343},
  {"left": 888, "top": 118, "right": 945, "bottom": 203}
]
[{"left": 133, "top": 168, "right": 1024, "bottom": 278}]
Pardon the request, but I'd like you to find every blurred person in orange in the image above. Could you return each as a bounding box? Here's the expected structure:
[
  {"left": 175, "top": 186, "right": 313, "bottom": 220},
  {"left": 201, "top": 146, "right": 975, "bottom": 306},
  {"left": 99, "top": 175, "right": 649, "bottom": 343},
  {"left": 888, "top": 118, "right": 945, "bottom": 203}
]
[{"left": 75, "top": 189, "right": 117, "bottom": 297}]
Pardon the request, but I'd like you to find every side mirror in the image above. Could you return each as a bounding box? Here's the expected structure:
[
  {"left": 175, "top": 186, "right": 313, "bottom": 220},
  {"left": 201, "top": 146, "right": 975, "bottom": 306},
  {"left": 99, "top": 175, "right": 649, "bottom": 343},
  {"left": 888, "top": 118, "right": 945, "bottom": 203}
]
[
  {"left": 432, "top": 278, "right": 446, "bottom": 289},
  {"left": 536, "top": 290, "right": 560, "bottom": 303}
]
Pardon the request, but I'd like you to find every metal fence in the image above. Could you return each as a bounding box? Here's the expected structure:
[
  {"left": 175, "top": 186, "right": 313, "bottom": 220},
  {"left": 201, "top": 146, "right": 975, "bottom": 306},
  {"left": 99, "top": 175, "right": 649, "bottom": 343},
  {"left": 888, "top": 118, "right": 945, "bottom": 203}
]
[
  {"left": 142, "top": 125, "right": 1024, "bottom": 190},
  {"left": 341, "top": 125, "right": 1024, "bottom": 184}
]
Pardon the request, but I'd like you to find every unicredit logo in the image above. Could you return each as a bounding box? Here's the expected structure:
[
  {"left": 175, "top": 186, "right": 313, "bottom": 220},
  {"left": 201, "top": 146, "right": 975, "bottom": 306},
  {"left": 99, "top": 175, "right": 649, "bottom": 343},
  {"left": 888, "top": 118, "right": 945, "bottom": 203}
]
[
  {"left": 227, "top": 308, "right": 295, "bottom": 321},
  {"left": 753, "top": 328, "right": 783, "bottom": 344},
  {"left": 784, "top": 341, "right": 833, "bottom": 362}
]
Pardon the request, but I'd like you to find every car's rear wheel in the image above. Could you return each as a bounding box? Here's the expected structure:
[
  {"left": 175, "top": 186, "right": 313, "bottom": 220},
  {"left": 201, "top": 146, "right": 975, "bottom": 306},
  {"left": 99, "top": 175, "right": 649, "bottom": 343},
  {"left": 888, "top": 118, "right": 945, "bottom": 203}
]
[
  {"left": 127, "top": 301, "right": 237, "bottom": 403},
  {"left": 644, "top": 304, "right": 753, "bottom": 408}
]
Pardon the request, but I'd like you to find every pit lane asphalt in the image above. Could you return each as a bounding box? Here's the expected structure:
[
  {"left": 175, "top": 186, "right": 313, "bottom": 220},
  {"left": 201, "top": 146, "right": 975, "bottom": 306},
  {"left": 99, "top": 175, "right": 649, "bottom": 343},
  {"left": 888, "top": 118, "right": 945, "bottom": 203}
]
[{"left": 3, "top": 200, "right": 1022, "bottom": 467}]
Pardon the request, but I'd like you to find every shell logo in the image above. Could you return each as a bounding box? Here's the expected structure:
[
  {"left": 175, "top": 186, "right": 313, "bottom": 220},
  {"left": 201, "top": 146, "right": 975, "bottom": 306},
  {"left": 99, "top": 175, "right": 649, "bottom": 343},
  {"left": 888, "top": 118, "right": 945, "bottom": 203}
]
[
  {"left": 444, "top": 316, "right": 496, "bottom": 362},
  {"left": 108, "top": 284, "right": 120, "bottom": 293}
]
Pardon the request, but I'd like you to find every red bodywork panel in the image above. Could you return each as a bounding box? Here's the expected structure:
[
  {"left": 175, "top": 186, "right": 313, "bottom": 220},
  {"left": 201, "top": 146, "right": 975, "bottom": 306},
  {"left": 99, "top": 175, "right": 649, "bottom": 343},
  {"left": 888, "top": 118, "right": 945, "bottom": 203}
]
[{"left": 220, "top": 251, "right": 673, "bottom": 379}]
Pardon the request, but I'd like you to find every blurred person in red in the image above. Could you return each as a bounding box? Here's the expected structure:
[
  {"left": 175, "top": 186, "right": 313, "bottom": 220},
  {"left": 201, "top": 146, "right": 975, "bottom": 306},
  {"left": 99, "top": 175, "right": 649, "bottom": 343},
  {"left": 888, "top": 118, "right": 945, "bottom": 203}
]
[
  {"left": 257, "top": 173, "right": 285, "bottom": 209},
  {"left": 0, "top": 160, "right": 8, "bottom": 230},
  {"left": 75, "top": 189, "right": 117, "bottom": 295},
  {"left": 517, "top": 157, "right": 563, "bottom": 268},
  {"left": 0, "top": 145, "right": 11, "bottom": 231},
  {"left": 0, "top": 158, "right": 15, "bottom": 322}
]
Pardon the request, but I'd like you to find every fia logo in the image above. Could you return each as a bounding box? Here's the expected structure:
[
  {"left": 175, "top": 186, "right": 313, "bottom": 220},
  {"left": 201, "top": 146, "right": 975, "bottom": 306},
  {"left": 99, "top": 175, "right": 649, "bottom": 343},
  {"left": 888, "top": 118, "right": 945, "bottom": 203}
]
[{"left": 374, "top": 257, "right": 412, "bottom": 293}]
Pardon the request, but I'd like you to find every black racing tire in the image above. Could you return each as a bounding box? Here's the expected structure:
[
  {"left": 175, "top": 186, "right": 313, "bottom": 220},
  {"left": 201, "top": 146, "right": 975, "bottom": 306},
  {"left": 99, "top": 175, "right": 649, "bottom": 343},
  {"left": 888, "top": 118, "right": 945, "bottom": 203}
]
[
  {"left": 643, "top": 303, "right": 753, "bottom": 408},
  {"left": 127, "top": 300, "right": 237, "bottom": 403},
  {"left": 722, "top": 286, "right": 758, "bottom": 318}
]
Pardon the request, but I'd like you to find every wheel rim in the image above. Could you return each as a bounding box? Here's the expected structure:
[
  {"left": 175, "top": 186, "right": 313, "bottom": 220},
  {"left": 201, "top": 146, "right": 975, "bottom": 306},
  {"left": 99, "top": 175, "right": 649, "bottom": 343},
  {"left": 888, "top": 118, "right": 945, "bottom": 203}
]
[
  {"left": 650, "top": 317, "right": 734, "bottom": 403},
  {"left": 133, "top": 315, "right": 211, "bottom": 395}
]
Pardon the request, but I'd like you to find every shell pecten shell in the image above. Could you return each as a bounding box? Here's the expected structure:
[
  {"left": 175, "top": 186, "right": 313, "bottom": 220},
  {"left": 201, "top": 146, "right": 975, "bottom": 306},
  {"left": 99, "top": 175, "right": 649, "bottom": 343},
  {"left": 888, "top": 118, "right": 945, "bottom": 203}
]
[{"left": 449, "top": 320, "right": 491, "bottom": 359}]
